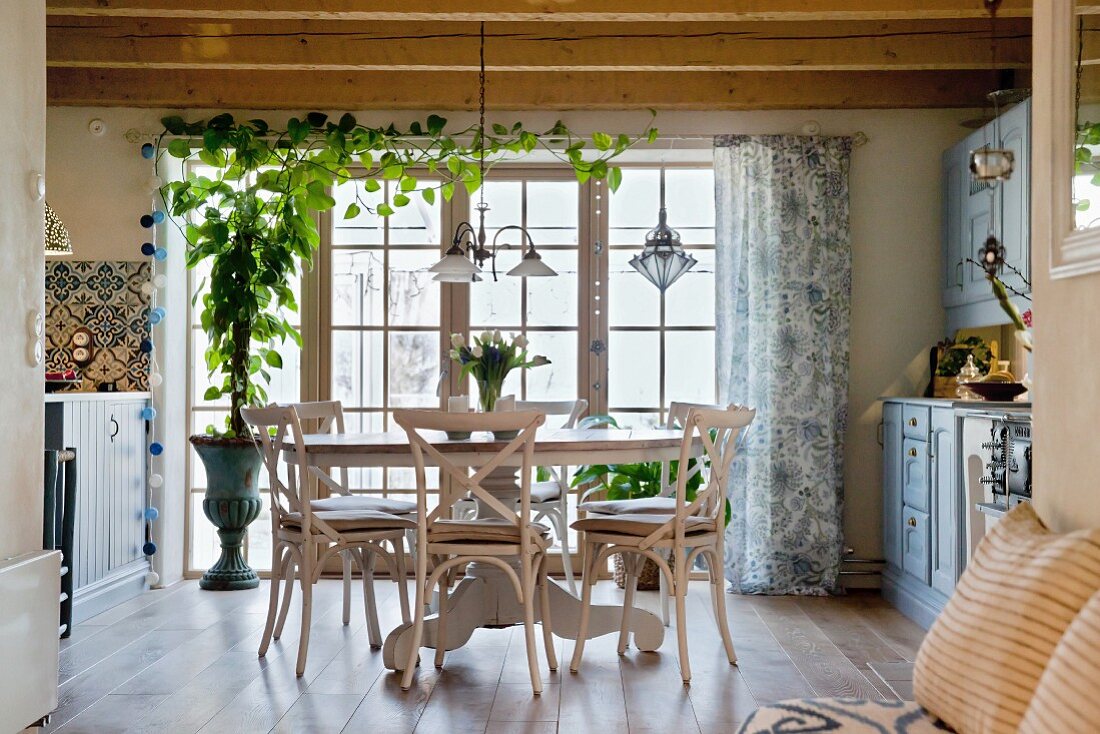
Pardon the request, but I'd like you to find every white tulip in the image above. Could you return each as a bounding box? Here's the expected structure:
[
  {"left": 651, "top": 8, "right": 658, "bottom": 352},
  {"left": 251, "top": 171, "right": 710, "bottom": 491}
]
[
  {"left": 451, "top": 333, "right": 465, "bottom": 348},
  {"left": 471, "top": 345, "right": 483, "bottom": 358},
  {"left": 493, "top": 329, "right": 502, "bottom": 343},
  {"left": 514, "top": 334, "right": 529, "bottom": 349},
  {"left": 529, "top": 355, "right": 550, "bottom": 367},
  {"left": 480, "top": 331, "right": 493, "bottom": 343}
]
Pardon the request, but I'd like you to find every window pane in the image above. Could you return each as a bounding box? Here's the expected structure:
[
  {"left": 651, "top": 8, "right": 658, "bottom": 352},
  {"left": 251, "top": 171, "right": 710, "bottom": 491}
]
[
  {"left": 665, "top": 168, "right": 715, "bottom": 244},
  {"left": 665, "top": 331, "right": 717, "bottom": 405},
  {"left": 524, "top": 331, "right": 578, "bottom": 401},
  {"left": 609, "top": 331, "right": 660, "bottom": 408},
  {"left": 332, "top": 250, "right": 385, "bottom": 327},
  {"left": 609, "top": 168, "right": 659, "bottom": 246},
  {"left": 332, "top": 330, "right": 384, "bottom": 408},
  {"left": 526, "top": 181, "right": 579, "bottom": 245},
  {"left": 665, "top": 249, "right": 715, "bottom": 327},
  {"left": 245, "top": 499, "right": 272, "bottom": 572},
  {"left": 608, "top": 251, "right": 660, "bottom": 327},
  {"left": 388, "top": 250, "right": 441, "bottom": 327},
  {"left": 388, "top": 184, "right": 441, "bottom": 245},
  {"left": 527, "top": 250, "right": 578, "bottom": 327},
  {"left": 470, "top": 271, "right": 522, "bottom": 327},
  {"left": 478, "top": 181, "right": 523, "bottom": 232},
  {"left": 610, "top": 411, "right": 663, "bottom": 430},
  {"left": 190, "top": 494, "right": 219, "bottom": 571},
  {"left": 333, "top": 181, "right": 385, "bottom": 245},
  {"left": 388, "top": 331, "right": 440, "bottom": 407}
]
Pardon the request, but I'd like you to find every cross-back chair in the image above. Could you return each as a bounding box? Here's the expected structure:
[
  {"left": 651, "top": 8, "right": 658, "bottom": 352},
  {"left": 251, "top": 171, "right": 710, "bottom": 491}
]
[
  {"left": 577, "top": 401, "right": 729, "bottom": 625},
  {"left": 393, "top": 408, "right": 557, "bottom": 695},
  {"left": 243, "top": 405, "right": 416, "bottom": 677},
  {"left": 569, "top": 404, "right": 756, "bottom": 683}
]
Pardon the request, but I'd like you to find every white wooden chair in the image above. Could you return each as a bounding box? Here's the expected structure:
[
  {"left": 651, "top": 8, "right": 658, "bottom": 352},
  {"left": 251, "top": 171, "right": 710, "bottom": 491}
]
[
  {"left": 577, "top": 401, "right": 726, "bottom": 625},
  {"left": 268, "top": 400, "right": 412, "bottom": 646},
  {"left": 393, "top": 409, "right": 557, "bottom": 695},
  {"left": 243, "top": 405, "right": 416, "bottom": 677},
  {"left": 569, "top": 404, "right": 756, "bottom": 683}
]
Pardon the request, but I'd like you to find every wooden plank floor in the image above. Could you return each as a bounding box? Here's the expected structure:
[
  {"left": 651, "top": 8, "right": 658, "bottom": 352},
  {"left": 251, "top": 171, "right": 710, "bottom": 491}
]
[{"left": 48, "top": 580, "right": 924, "bottom": 733}]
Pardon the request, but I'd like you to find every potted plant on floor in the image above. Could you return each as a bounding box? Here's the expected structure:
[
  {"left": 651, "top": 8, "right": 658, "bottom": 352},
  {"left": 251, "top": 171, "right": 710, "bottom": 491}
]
[{"left": 157, "top": 112, "right": 657, "bottom": 589}]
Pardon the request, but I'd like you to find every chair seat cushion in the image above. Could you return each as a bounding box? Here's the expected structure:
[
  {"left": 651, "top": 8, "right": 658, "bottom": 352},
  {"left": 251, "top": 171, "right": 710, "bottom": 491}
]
[
  {"left": 580, "top": 497, "right": 677, "bottom": 515},
  {"left": 311, "top": 494, "right": 416, "bottom": 514},
  {"left": 914, "top": 502, "right": 1100, "bottom": 734},
  {"left": 571, "top": 513, "right": 716, "bottom": 537},
  {"left": 737, "top": 699, "right": 944, "bottom": 734},
  {"left": 530, "top": 481, "right": 562, "bottom": 503},
  {"left": 284, "top": 509, "right": 416, "bottom": 533},
  {"left": 429, "top": 518, "right": 551, "bottom": 544}
]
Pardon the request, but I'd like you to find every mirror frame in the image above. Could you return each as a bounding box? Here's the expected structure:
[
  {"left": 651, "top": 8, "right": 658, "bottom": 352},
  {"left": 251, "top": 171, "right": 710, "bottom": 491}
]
[{"left": 1041, "top": 0, "right": 1100, "bottom": 278}]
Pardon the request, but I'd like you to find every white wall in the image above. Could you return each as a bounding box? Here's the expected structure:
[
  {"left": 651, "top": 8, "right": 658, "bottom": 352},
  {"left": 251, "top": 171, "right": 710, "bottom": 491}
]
[
  {"left": 47, "top": 105, "right": 973, "bottom": 576},
  {"left": 1, "top": 4, "right": 46, "bottom": 561}
]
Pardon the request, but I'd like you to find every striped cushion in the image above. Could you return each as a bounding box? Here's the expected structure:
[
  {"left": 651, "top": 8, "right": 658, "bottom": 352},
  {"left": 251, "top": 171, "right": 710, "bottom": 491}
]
[
  {"left": 913, "top": 503, "right": 1100, "bottom": 734},
  {"left": 1019, "top": 589, "right": 1100, "bottom": 733}
]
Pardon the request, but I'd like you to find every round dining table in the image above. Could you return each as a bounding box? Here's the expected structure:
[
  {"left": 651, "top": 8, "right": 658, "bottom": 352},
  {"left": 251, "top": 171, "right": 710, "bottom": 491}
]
[{"left": 285, "top": 426, "right": 699, "bottom": 671}]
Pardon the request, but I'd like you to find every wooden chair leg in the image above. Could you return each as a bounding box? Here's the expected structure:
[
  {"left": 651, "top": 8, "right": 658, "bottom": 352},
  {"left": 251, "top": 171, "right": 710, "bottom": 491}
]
[
  {"left": 570, "top": 542, "right": 599, "bottom": 673},
  {"left": 361, "top": 548, "right": 382, "bottom": 649},
  {"left": 537, "top": 554, "right": 558, "bottom": 672},
  {"left": 258, "top": 546, "right": 284, "bottom": 657},
  {"left": 520, "top": 555, "right": 543, "bottom": 696},
  {"left": 548, "top": 505, "right": 577, "bottom": 596},
  {"left": 401, "top": 542, "right": 428, "bottom": 691},
  {"left": 274, "top": 552, "right": 295, "bottom": 640},
  {"left": 341, "top": 549, "right": 353, "bottom": 626},
  {"left": 618, "top": 552, "right": 637, "bottom": 655},
  {"left": 434, "top": 573, "right": 448, "bottom": 669},
  {"left": 707, "top": 549, "right": 737, "bottom": 665},
  {"left": 394, "top": 537, "right": 411, "bottom": 625},
  {"left": 673, "top": 555, "right": 691, "bottom": 684},
  {"left": 659, "top": 556, "right": 671, "bottom": 627},
  {"left": 295, "top": 544, "right": 314, "bottom": 678}
]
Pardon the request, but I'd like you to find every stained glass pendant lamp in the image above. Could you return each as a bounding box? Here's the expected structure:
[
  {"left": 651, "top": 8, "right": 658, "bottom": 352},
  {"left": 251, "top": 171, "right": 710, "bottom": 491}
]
[
  {"left": 44, "top": 202, "right": 73, "bottom": 256},
  {"left": 629, "top": 171, "right": 696, "bottom": 292}
]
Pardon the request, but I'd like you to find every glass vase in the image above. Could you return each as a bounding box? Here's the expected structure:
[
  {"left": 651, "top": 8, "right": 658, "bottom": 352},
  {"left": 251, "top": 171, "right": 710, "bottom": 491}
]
[{"left": 477, "top": 378, "right": 501, "bottom": 413}]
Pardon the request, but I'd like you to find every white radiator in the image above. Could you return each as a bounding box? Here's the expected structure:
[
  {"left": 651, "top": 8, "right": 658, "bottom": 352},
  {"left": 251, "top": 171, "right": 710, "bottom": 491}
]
[{"left": 0, "top": 551, "right": 60, "bottom": 733}]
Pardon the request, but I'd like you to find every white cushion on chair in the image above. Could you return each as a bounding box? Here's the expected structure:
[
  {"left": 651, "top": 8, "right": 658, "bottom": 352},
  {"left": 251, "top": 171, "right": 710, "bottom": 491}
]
[
  {"left": 311, "top": 495, "right": 416, "bottom": 514},
  {"left": 571, "top": 513, "right": 716, "bottom": 537},
  {"left": 429, "top": 518, "right": 551, "bottom": 545},
  {"left": 580, "top": 497, "right": 677, "bottom": 515},
  {"left": 284, "top": 510, "right": 416, "bottom": 532},
  {"left": 530, "top": 481, "right": 562, "bottom": 503}
]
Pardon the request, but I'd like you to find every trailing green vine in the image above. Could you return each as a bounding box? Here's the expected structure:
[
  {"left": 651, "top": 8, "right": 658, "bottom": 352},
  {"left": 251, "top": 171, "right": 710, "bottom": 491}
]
[{"left": 156, "top": 111, "right": 658, "bottom": 437}]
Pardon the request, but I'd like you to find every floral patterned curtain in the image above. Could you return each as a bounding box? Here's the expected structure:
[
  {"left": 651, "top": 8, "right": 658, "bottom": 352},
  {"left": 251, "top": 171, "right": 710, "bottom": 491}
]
[{"left": 714, "top": 135, "right": 852, "bottom": 595}]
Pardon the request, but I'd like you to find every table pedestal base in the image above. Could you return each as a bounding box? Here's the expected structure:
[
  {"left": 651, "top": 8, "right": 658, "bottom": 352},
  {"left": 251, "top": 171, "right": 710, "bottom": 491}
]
[{"left": 381, "top": 565, "right": 665, "bottom": 671}]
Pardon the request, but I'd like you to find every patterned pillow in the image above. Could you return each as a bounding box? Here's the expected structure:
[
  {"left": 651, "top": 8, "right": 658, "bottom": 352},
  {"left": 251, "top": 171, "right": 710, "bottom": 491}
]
[
  {"left": 913, "top": 503, "right": 1100, "bottom": 734},
  {"left": 1019, "top": 588, "right": 1100, "bottom": 732},
  {"left": 737, "top": 698, "right": 945, "bottom": 733}
]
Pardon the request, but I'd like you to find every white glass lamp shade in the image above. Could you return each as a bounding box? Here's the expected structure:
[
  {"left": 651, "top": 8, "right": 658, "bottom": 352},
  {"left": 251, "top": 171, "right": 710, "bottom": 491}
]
[
  {"left": 969, "top": 148, "right": 1015, "bottom": 182},
  {"left": 506, "top": 248, "right": 557, "bottom": 278},
  {"left": 432, "top": 271, "right": 484, "bottom": 283},
  {"left": 44, "top": 202, "right": 73, "bottom": 256},
  {"left": 429, "top": 244, "right": 481, "bottom": 278}
]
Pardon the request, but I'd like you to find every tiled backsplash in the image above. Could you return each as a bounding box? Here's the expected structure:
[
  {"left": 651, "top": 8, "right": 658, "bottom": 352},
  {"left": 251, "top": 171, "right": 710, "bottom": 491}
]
[{"left": 46, "top": 261, "right": 150, "bottom": 392}]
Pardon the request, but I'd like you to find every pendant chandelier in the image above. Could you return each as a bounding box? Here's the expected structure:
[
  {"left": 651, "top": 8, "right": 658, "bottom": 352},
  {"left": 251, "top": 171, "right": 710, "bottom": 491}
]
[
  {"left": 629, "top": 169, "right": 696, "bottom": 292},
  {"left": 429, "top": 22, "right": 556, "bottom": 284},
  {"left": 44, "top": 202, "right": 72, "bottom": 256}
]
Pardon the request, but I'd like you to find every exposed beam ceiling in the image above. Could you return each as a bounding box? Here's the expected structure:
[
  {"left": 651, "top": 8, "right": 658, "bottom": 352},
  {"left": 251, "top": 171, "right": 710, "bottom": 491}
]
[
  {"left": 46, "top": 19, "right": 1031, "bottom": 72},
  {"left": 45, "top": 1, "right": 1038, "bottom": 110},
  {"left": 45, "top": 0, "right": 1041, "bottom": 21}
]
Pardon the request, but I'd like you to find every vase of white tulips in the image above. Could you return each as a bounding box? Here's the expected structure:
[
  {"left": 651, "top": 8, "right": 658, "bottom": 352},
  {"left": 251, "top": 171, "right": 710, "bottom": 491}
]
[{"left": 449, "top": 330, "right": 550, "bottom": 438}]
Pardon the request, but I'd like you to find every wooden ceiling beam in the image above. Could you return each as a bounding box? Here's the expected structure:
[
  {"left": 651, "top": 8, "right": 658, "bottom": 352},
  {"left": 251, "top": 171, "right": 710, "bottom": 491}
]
[
  {"left": 44, "top": 0, "right": 1044, "bottom": 22},
  {"left": 46, "top": 18, "right": 1032, "bottom": 72},
  {"left": 47, "top": 67, "right": 1005, "bottom": 110}
]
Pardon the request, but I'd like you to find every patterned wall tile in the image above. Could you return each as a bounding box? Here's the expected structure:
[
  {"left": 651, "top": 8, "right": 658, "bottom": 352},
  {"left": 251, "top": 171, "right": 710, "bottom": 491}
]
[{"left": 46, "top": 261, "right": 151, "bottom": 392}]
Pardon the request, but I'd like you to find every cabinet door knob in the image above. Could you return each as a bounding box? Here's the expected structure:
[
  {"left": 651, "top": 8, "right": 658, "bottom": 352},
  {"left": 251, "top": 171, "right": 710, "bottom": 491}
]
[
  {"left": 908, "top": 447, "right": 918, "bottom": 457},
  {"left": 908, "top": 418, "right": 919, "bottom": 427},
  {"left": 907, "top": 517, "right": 917, "bottom": 527}
]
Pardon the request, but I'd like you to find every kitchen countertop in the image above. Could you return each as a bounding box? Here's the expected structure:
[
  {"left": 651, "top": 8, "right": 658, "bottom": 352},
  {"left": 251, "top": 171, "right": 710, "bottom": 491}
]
[
  {"left": 45, "top": 392, "right": 151, "bottom": 403},
  {"left": 879, "top": 396, "right": 1031, "bottom": 410}
]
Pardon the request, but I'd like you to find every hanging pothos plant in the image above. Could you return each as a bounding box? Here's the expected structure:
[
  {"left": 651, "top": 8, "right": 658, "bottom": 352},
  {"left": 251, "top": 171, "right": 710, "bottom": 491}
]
[{"left": 157, "top": 111, "right": 657, "bottom": 438}]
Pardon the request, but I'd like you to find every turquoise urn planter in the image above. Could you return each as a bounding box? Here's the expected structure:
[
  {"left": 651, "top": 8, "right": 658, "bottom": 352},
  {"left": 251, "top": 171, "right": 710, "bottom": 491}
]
[{"left": 191, "top": 437, "right": 263, "bottom": 590}]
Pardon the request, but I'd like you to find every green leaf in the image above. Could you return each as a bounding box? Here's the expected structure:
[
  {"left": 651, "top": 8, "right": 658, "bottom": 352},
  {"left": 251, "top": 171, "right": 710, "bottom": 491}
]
[
  {"left": 427, "top": 114, "right": 447, "bottom": 135},
  {"left": 377, "top": 202, "right": 394, "bottom": 216},
  {"left": 344, "top": 202, "right": 361, "bottom": 219},
  {"left": 382, "top": 165, "right": 403, "bottom": 180},
  {"left": 306, "top": 111, "right": 329, "bottom": 128},
  {"left": 264, "top": 350, "right": 283, "bottom": 368},
  {"left": 364, "top": 178, "right": 381, "bottom": 193},
  {"left": 203, "top": 386, "right": 222, "bottom": 401},
  {"left": 393, "top": 193, "right": 410, "bottom": 207},
  {"left": 441, "top": 182, "right": 456, "bottom": 200},
  {"left": 167, "top": 139, "right": 192, "bottom": 158},
  {"left": 337, "top": 112, "right": 357, "bottom": 132},
  {"left": 161, "top": 115, "right": 187, "bottom": 135},
  {"left": 592, "top": 131, "right": 613, "bottom": 151},
  {"left": 647, "top": 127, "right": 660, "bottom": 144},
  {"left": 421, "top": 187, "right": 436, "bottom": 205},
  {"left": 607, "top": 166, "right": 623, "bottom": 192},
  {"left": 492, "top": 123, "right": 509, "bottom": 136},
  {"left": 399, "top": 175, "right": 417, "bottom": 192}
]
